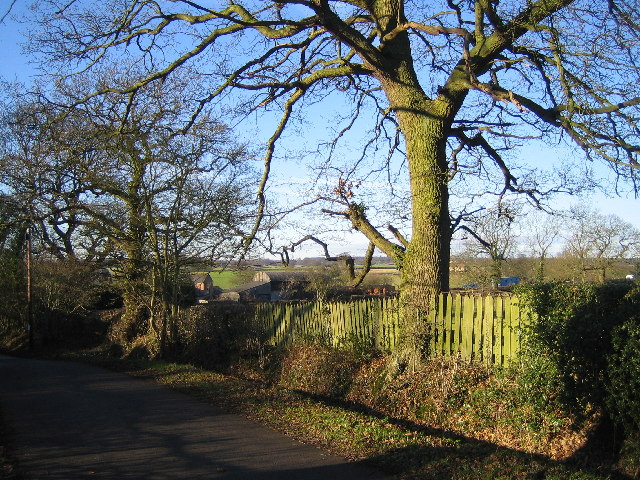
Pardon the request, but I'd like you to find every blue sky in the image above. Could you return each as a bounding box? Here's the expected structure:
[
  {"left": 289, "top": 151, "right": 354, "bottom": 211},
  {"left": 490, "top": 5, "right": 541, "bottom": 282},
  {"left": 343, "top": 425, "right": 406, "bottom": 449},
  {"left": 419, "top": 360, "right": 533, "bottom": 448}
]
[
  {"left": 1, "top": 1, "right": 34, "bottom": 81},
  {"left": 2, "top": 2, "right": 640, "bottom": 259}
]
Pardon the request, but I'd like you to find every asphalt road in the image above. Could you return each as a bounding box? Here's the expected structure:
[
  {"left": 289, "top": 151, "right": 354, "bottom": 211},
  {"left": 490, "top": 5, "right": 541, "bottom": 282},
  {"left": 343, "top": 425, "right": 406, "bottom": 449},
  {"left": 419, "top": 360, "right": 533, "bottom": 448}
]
[{"left": 0, "top": 355, "right": 390, "bottom": 479}]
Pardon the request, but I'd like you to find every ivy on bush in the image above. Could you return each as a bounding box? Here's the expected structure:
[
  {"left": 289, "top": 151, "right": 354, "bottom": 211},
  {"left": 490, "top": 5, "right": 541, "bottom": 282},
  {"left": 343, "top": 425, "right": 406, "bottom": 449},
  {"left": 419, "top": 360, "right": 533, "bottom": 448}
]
[
  {"left": 515, "top": 281, "right": 640, "bottom": 433},
  {"left": 605, "top": 287, "right": 640, "bottom": 431}
]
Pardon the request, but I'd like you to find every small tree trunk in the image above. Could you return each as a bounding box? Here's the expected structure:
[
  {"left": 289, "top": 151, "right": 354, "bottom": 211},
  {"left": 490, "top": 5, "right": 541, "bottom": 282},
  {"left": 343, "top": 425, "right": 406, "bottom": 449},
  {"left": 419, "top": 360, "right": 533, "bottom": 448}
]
[
  {"left": 114, "top": 237, "right": 149, "bottom": 344},
  {"left": 490, "top": 257, "right": 503, "bottom": 288},
  {"left": 113, "top": 164, "right": 151, "bottom": 345},
  {"left": 536, "top": 256, "right": 546, "bottom": 282},
  {"left": 26, "top": 225, "right": 34, "bottom": 350}
]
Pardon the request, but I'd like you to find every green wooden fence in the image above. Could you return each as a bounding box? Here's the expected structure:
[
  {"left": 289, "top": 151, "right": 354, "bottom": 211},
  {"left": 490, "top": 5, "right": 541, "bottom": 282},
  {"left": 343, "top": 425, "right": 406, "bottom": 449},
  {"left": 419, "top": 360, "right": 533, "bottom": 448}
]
[{"left": 253, "top": 293, "right": 526, "bottom": 365}]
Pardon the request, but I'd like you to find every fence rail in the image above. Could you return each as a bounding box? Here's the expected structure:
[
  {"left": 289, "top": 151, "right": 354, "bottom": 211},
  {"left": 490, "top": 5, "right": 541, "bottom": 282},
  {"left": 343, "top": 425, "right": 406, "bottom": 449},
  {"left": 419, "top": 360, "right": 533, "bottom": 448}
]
[{"left": 252, "top": 293, "right": 526, "bottom": 365}]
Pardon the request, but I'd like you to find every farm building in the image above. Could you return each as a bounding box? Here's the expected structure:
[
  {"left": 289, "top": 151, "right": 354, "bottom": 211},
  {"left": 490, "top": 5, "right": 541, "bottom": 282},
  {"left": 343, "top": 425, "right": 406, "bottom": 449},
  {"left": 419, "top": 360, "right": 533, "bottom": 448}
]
[
  {"left": 190, "top": 273, "right": 217, "bottom": 303},
  {"left": 217, "top": 281, "right": 272, "bottom": 302},
  {"left": 217, "top": 271, "right": 311, "bottom": 302}
]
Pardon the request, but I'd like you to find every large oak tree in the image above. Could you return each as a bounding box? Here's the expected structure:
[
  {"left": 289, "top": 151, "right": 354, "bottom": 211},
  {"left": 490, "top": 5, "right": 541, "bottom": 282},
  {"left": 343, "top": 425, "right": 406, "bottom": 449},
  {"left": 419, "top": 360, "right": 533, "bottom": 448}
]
[{"left": 27, "top": 0, "right": 640, "bottom": 363}]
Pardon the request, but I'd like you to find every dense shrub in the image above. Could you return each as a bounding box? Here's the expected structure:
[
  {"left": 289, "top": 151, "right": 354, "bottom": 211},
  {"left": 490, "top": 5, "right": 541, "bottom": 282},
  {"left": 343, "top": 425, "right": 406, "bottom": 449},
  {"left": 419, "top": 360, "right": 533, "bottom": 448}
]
[
  {"left": 167, "top": 303, "right": 262, "bottom": 369},
  {"left": 515, "top": 281, "right": 640, "bottom": 472},
  {"left": 605, "top": 287, "right": 640, "bottom": 431},
  {"left": 279, "top": 343, "right": 365, "bottom": 398},
  {"left": 0, "top": 252, "right": 26, "bottom": 336},
  {"left": 34, "top": 308, "right": 109, "bottom": 349},
  {"left": 34, "top": 260, "right": 111, "bottom": 315},
  {"left": 515, "top": 281, "right": 635, "bottom": 420},
  {"left": 347, "top": 356, "right": 491, "bottom": 422}
]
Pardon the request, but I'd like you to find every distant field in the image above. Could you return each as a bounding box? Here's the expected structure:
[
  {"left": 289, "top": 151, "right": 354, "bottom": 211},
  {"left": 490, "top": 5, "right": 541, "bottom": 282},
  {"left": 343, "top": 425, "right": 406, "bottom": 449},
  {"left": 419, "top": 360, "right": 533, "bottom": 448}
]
[
  {"left": 369, "top": 263, "right": 397, "bottom": 269},
  {"left": 193, "top": 256, "right": 637, "bottom": 292},
  {"left": 361, "top": 268, "right": 400, "bottom": 286},
  {"left": 196, "top": 265, "right": 402, "bottom": 290},
  {"left": 203, "top": 270, "right": 256, "bottom": 289},
  {"left": 196, "top": 265, "right": 513, "bottom": 291}
]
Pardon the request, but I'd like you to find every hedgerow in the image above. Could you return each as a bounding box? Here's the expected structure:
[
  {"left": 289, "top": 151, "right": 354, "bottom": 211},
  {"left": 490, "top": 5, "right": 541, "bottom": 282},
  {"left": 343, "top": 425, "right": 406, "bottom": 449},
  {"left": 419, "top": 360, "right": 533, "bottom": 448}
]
[{"left": 515, "top": 281, "right": 640, "bottom": 431}]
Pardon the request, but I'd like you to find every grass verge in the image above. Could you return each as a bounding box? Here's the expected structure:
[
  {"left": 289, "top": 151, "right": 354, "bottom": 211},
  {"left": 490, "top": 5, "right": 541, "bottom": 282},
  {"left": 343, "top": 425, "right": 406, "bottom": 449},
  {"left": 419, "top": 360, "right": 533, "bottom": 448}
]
[{"left": 59, "top": 351, "right": 627, "bottom": 480}]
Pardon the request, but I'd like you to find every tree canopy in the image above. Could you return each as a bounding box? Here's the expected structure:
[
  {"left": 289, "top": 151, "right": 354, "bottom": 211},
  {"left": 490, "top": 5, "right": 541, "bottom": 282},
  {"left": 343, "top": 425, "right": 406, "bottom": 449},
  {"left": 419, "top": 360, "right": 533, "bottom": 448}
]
[
  {"left": 0, "top": 73, "right": 255, "bottom": 348},
  {"left": 16, "top": 0, "right": 640, "bottom": 363}
]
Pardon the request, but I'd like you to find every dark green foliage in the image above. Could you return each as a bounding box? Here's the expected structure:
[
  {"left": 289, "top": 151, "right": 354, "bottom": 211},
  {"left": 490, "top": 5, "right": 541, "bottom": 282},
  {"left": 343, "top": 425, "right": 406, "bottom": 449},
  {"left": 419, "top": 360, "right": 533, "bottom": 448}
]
[
  {"left": 458, "top": 360, "right": 574, "bottom": 445},
  {"left": 0, "top": 204, "right": 26, "bottom": 328},
  {"left": 605, "top": 288, "right": 640, "bottom": 431},
  {"left": 509, "top": 281, "right": 640, "bottom": 475},
  {"left": 516, "top": 281, "right": 640, "bottom": 434},
  {"left": 517, "top": 282, "right": 631, "bottom": 415},
  {"left": 0, "top": 251, "right": 26, "bottom": 335}
]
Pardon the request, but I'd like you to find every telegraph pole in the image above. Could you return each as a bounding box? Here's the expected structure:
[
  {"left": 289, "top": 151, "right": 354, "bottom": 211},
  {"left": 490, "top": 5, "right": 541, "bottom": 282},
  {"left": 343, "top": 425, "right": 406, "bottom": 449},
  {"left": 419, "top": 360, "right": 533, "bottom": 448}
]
[{"left": 26, "top": 223, "right": 33, "bottom": 350}]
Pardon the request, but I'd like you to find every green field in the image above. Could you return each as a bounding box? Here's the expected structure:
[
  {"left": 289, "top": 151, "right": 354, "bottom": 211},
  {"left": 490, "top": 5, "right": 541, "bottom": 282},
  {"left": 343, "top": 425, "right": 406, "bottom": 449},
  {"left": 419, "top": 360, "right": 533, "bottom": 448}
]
[
  {"left": 195, "top": 265, "right": 402, "bottom": 291},
  {"left": 206, "top": 270, "right": 255, "bottom": 289}
]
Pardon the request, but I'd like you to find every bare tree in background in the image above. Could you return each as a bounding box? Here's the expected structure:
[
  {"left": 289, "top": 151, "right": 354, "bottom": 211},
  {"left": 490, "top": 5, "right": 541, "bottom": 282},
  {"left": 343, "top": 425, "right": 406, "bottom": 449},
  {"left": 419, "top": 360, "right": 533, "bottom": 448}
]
[
  {"left": 460, "top": 205, "right": 519, "bottom": 287},
  {"left": 564, "top": 206, "right": 640, "bottom": 282},
  {"left": 525, "top": 211, "right": 562, "bottom": 282}
]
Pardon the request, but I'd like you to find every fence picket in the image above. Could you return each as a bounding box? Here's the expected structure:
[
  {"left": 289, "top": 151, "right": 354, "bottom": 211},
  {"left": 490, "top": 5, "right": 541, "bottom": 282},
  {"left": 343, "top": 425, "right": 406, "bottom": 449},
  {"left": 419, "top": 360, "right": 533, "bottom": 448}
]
[
  {"left": 510, "top": 296, "right": 523, "bottom": 359},
  {"left": 444, "top": 293, "right": 453, "bottom": 356},
  {"left": 472, "top": 296, "right": 482, "bottom": 361},
  {"left": 462, "top": 296, "right": 474, "bottom": 360},
  {"left": 483, "top": 296, "right": 494, "bottom": 365},
  {"left": 495, "top": 296, "right": 504, "bottom": 365},
  {"left": 436, "top": 293, "right": 444, "bottom": 355},
  {"left": 453, "top": 294, "right": 462, "bottom": 356}
]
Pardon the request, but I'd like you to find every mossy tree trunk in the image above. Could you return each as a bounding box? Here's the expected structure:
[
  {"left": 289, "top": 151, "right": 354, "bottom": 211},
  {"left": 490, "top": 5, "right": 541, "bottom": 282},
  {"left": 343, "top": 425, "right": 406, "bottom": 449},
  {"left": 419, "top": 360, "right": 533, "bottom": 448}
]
[
  {"left": 394, "top": 110, "right": 453, "bottom": 368},
  {"left": 367, "top": 1, "right": 464, "bottom": 368},
  {"left": 112, "top": 155, "right": 151, "bottom": 343}
]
